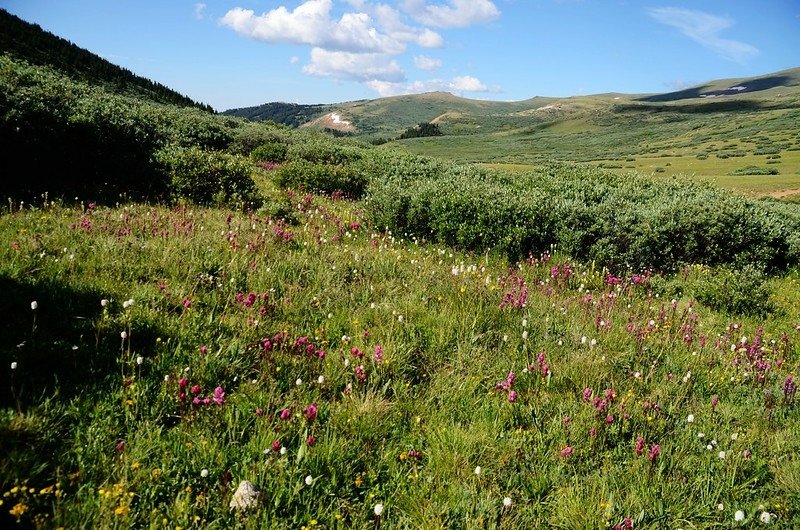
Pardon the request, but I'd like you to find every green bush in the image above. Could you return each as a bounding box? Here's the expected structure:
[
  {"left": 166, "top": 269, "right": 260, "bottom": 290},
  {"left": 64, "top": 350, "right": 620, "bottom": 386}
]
[
  {"left": 155, "top": 146, "right": 257, "bottom": 206},
  {"left": 728, "top": 166, "right": 779, "bottom": 176},
  {"left": 250, "top": 141, "right": 288, "bottom": 163},
  {"left": 273, "top": 160, "right": 367, "bottom": 197},
  {"left": 691, "top": 265, "right": 776, "bottom": 317},
  {"left": 365, "top": 159, "right": 800, "bottom": 272}
]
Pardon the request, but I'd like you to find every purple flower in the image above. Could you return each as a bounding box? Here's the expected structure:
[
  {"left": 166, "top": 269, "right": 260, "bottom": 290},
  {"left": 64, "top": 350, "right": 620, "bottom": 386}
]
[
  {"left": 213, "top": 386, "right": 225, "bottom": 405},
  {"left": 303, "top": 402, "right": 318, "bottom": 422},
  {"left": 648, "top": 444, "right": 660, "bottom": 462},
  {"left": 508, "top": 390, "right": 517, "bottom": 403},
  {"left": 635, "top": 436, "right": 644, "bottom": 457},
  {"left": 560, "top": 446, "right": 573, "bottom": 458},
  {"left": 279, "top": 408, "right": 291, "bottom": 421}
]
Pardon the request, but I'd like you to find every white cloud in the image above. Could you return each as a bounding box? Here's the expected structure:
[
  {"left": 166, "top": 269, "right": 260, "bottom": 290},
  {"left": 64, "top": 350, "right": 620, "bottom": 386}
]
[
  {"left": 303, "top": 48, "right": 405, "bottom": 82},
  {"left": 220, "top": 0, "right": 404, "bottom": 54},
  {"left": 401, "top": 0, "right": 500, "bottom": 28},
  {"left": 648, "top": 7, "right": 758, "bottom": 62},
  {"left": 193, "top": 3, "right": 206, "bottom": 20},
  {"left": 450, "top": 75, "right": 487, "bottom": 91},
  {"left": 414, "top": 55, "right": 442, "bottom": 71},
  {"left": 344, "top": 1, "right": 444, "bottom": 47},
  {"left": 290, "top": 56, "right": 300, "bottom": 65},
  {"left": 367, "top": 75, "right": 493, "bottom": 97}
]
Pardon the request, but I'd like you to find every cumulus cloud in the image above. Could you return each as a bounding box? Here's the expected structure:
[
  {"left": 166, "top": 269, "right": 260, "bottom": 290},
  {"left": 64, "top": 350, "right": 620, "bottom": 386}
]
[
  {"left": 648, "top": 7, "right": 758, "bottom": 62},
  {"left": 220, "top": 0, "right": 404, "bottom": 54},
  {"left": 303, "top": 48, "right": 405, "bottom": 82},
  {"left": 401, "top": 0, "right": 500, "bottom": 28},
  {"left": 414, "top": 55, "right": 442, "bottom": 71},
  {"left": 367, "top": 75, "right": 492, "bottom": 97},
  {"left": 221, "top": 0, "right": 500, "bottom": 95}
]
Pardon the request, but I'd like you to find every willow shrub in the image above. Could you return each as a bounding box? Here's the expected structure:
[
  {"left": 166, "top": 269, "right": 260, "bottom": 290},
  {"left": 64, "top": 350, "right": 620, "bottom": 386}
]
[
  {"left": 155, "top": 146, "right": 257, "bottom": 206},
  {"left": 365, "top": 159, "right": 800, "bottom": 272}
]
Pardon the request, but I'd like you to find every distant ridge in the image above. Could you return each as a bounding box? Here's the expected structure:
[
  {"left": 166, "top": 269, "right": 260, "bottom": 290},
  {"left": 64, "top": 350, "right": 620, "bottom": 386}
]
[
  {"left": 224, "top": 67, "right": 800, "bottom": 137},
  {"left": 0, "top": 8, "right": 212, "bottom": 111}
]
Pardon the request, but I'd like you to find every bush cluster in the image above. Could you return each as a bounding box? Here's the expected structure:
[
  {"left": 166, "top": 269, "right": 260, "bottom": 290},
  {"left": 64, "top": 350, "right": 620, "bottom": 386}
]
[
  {"left": 154, "top": 146, "right": 257, "bottom": 206},
  {"left": 0, "top": 55, "right": 253, "bottom": 204},
  {"left": 366, "top": 159, "right": 800, "bottom": 272}
]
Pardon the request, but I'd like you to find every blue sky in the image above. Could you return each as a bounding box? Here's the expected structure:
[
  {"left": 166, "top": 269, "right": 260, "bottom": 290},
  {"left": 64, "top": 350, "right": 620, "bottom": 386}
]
[{"left": 3, "top": 0, "right": 799, "bottom": 110}]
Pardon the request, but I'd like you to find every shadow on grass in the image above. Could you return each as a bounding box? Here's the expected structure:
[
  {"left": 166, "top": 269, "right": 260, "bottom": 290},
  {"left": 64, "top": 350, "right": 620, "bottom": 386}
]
[
  {"left": 637, "top": 75, "right": 796, "bottom": 103},
  {"left": 0, "top": 275, "right": 170, "bottom": 524}
]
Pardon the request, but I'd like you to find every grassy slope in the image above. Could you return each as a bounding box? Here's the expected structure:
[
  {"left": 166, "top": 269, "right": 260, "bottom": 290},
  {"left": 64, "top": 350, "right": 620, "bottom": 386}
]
[{"left": 1, "top": 175, "right": 800, "bottom": 527}]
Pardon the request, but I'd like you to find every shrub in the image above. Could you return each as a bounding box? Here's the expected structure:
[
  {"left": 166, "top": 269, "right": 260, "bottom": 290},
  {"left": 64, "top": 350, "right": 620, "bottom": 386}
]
[
  {"left": 691, "top": 265, "right": 776, "bottom": 317},
  {"left": 273, "top": 160, "right": 367, "bottom": 198},
  {"left": 728, "top": 166, "right": 779, "bottom": 176},
  {"left": 250, "top": 142, "right": 288, "bottom": 163},
  {"left": 155, "top": 146, "right": 257, "bottom": 206}
]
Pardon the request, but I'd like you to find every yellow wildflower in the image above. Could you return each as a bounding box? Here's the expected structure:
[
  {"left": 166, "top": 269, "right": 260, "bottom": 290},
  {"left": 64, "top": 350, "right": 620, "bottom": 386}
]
[{"left": 10, "top": 502, "right": 29, "bottom": 517}]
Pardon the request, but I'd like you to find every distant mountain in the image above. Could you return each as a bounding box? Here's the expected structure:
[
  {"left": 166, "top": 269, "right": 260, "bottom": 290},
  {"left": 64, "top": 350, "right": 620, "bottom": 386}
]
[
  {"left": 225, "top": 67, "right": 800, "bottom": 139},
  {"left": 0, "top": 8, "right": 212, "bottom": 111}
]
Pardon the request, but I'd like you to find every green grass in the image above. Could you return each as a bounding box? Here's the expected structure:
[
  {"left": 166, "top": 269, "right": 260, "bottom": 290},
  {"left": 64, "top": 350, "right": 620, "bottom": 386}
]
[{"left": 2, "top": 177, "right": 800, "bottom": 527}]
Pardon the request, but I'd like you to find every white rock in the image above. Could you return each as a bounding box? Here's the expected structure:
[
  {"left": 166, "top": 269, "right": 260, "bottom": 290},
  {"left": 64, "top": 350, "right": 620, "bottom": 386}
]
[{"left": 229, "top": 480, "right": 261, "bottom": 511}]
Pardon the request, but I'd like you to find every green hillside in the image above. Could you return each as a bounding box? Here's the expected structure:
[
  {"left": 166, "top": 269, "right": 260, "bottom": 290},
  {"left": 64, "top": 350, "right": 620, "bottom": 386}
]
[{"left": 0, "top": 9, "right": 212, "bottom": 111}]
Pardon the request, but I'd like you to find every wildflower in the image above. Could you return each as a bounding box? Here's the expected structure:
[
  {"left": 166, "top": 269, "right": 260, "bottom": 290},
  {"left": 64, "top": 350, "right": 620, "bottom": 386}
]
[
  {"left": 718, "top": 503, "right": 724, "bottom": 511},
  {"left": 280, "top": 446, "right": 288, "bottom": 455},
  {"left": 123, "top": 299, "right": 134, "bottom": 309},
  {"left": 373, "top": 344, "right": 384, "bottom": 363},
  {"left": 213, "top": 386, "right": 225, "bottom": 405},
  {"left": 687, "top": 414, "right": 694, "bottom": 423},
  {"left": 296, "top": 378, "right": 303, "bottom": 386},
  {"left": 635, "top": 436, "right": 645, "bottom": 456},
  {"left": 503, "top": 496, "right": 512, "bottom": 507},
  {"left": 560, "top": 446, "right": 573, "bottom": 458},
  {"left": 101, "top": 299, "right": 109, "bottom": 307},
  {"left": 648, "top": 444, "right": 660, "bottom": 461},
  {"left": 120, "top": 331, "right": 128, "bottom": 340},
  {"left": 306, "top": 435, "right": 315, "bottom": 446},
  {"left": 30, "top": 301, "right": 38, "bottom": 310},
  {"left": 8, "top": 502, "right": 29, "bottom": 518},
  {"left": 304, "top": 475, "right": 313, "bottom": 486},
  {"left": 718, "top": 451, "right": 726, "bottom": 459},
  {"left": 10, "top": 361, "right": 17, "bottom": 370},
  {"left": 508, "top": 391, "right": 517, "bottom": 403},
  {"left": 760, "top": 511, "right": 772, "bottom": 524},
  {"left": 317, "top": 375, "right": 325, "bottom": 384},
  {"left": 201, "top": 469, "right": 209, "bottom": 478},
  {"left": 136, "top": 356, "right": 144, "bottom": 366},
  {"left": 522, "top": 331, "right": 528, "bottom": 341},
  {"left": 711, "top": 396, "right": 719, "bottom": 412},
  {"left": 735, "top": 510, "right": 745, "bottom": 521},
  {"left": 474, "top": 466, "right": 481, "bottom": 475},
  {"left": 199, "top": 345, "right": 208, "bottom": 355},
  {"left": 271, "top": 440, "right": 280, "bottom": 452},
  {"left": 303, "top": 403, "right": 318, "bottom": 422},
  {"left": 374, "top": 503, "right": 384, "bottom": 516},
  {"left": 279, "top": 408, "right": 291, "bottom": 421}
]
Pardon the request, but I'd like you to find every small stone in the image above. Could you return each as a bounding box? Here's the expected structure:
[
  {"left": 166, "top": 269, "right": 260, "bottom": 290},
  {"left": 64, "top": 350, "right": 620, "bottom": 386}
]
[{"left": 229, "top": 480, "right": 261, "bottom": 511}]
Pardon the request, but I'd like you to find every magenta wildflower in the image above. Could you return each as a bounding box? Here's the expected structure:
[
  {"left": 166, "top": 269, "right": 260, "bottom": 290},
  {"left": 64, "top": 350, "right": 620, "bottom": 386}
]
[
  {"left": 351, "top": 347, "right": 364, "bottom": 359},
  {"left": 191, "top": 384, "right": 201, "bottom": 395},
  {"left": 711, "top": 396, "right": 719, "bottom": 412},
  {"left": 355, "top": 365, "right": 366, "bottom": 383},
  {"left": 508, "top": 390, "right": 517, "bottom": 403},
  {"left": 306, "top": 435, "right": 315, "bottom": 447},
  {"left": 182, "top": 298, "right": 192, "bottom": 309},
  {"left": 271, "top": 440, "right": 280, "bottom": 452},
  {"left": 303, "top": 402, "right": 318, "bottom": 422},
  {"left": 373, "top": 344, "right": 384, "bottom": 363},
  {"left": 178, "top": 377, "right": 188, "bottom": 389},
  {"left": 635, "top": 436, "right": 645, "bottom": 456},
  {"left": 560, "top": 446, "right": 573, "bottom": 458},
  {"left": 212, "top": 386, "right": 225, "bottom": 405},
  {"left": 279, "top": 408, "right": 291, "bottom": 421},
  {"left": 648, "top": 444, "right": 660, "bottom": 462},
  {"left": 255, "top": 407, "right": 264, "bottom": 416},
  {"left": 582, "top": 387, "right": 592, "bottom": 401},
  {"left": 199, "top": 345, "right": 208, "bottom": 355}
]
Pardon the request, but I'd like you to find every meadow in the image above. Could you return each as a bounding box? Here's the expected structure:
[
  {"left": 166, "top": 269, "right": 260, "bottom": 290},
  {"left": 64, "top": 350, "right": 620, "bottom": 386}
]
[{"left": 2, "top": 52, "right": 800, "bottom": 529}]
